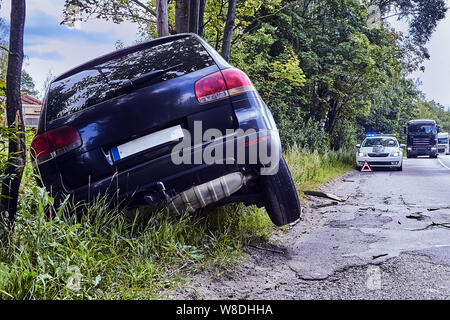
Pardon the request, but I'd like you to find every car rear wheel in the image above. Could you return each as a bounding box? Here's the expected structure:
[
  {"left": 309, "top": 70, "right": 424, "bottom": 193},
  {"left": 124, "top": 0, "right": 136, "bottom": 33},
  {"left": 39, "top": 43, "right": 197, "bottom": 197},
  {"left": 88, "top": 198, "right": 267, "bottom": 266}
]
[{"left": 261, "top": 156, "right": 301, "bottom": 226}]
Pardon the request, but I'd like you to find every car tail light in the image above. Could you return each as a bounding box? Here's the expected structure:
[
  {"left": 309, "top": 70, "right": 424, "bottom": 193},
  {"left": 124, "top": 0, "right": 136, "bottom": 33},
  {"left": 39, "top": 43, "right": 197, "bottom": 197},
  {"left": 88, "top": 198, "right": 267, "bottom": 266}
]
[
  {"left": 30, "top": 125, "right": 82, "bottom": 164},
  {"left": 194, "top": 68, "right": 255, "bottom": 104}
]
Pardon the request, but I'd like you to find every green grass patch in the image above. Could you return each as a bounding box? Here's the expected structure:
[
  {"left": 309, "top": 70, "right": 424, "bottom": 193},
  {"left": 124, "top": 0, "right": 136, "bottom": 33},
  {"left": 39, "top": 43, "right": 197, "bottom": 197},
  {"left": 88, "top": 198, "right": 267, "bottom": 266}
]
[{"left": 284, "top": 145, "right": 355, "bottom": 201}]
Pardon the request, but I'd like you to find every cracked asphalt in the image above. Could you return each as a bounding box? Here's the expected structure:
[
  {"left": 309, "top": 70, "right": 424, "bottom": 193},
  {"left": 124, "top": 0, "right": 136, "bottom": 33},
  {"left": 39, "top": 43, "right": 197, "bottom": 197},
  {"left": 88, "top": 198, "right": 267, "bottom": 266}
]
[{"left": 173, "top": 155, "right": 450, "bottom": 300}]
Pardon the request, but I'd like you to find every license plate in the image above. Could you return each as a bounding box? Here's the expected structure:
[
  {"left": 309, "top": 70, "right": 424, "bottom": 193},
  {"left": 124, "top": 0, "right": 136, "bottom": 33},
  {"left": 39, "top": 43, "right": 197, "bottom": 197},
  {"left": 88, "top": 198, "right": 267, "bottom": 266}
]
[{"left": 110, "top": 125, "right": 184, "bottom": 161}]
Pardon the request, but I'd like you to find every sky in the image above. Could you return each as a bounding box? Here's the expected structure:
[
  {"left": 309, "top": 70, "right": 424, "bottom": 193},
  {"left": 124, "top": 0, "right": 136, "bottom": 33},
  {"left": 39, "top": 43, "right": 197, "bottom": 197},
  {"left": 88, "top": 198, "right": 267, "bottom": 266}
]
[
  {"left": 402, "top": 0, "right": 450, "bottom": 108},
  {"left": 0, "top": 0, "right": 140, "bottom": 97},
  {"left": 0, "top": 0, "right": 450, "bottom": 107}
]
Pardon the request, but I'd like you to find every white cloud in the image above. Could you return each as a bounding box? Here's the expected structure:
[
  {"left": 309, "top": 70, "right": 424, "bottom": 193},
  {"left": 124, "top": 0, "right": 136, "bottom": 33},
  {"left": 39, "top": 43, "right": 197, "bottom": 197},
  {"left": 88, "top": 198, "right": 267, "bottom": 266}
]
[
  {"left": 24, "top": 37, "right": 117, "bottom": 94},
  {"left": 2, "top": 0, "right": 141, "bottom": 97},
  {"left": 409, "top": 12, "right": 450, "bottom": 106}
]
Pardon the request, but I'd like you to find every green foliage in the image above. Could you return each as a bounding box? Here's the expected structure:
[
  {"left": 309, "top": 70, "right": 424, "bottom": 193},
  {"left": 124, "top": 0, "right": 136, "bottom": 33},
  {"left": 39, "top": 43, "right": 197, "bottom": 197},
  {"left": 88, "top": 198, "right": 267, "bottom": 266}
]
[
  {"left": 374, "top": 0, "right": 447, "bottom": 47},
  {"left": 20, "top": 70, "right": 39, "bottom": 97},
  {"left": 1, "top": 37, "right": 40, "bottom": 98},
  {"left": 284, "top": 145, "right": 354, "bottom": 198},
  {"left": 416, "top": 100, "right": 450, "bottom": 133},
  {"left": 231, "top": 25, "right": 308, "bottom": 146},
  {"left": 229, "top": 0, "right": 448, "bottom": 150},
  {"left": 201, "top": 0, "right": 281, "bottom": 50}
]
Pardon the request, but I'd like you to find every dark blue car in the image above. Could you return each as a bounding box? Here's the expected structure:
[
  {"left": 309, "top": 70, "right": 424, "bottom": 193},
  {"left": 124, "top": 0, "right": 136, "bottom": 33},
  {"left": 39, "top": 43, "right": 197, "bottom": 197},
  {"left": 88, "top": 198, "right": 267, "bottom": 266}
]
[{"left": 31, "top": 34, "right": 300, "bottom": 226}]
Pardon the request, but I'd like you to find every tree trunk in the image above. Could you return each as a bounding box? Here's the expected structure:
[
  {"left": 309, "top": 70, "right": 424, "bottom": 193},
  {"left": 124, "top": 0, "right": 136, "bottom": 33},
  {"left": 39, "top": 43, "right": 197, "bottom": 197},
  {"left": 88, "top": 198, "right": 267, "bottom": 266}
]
[
  {"left": 1, "top": 0, "right": 26, "bottom": 228},
  {"left": 325, "top": 100, "right": 339, "bottom": 134},
  {"left": 175, "top": 0, "right": 190, "bottom": 33},
  {"left": 156, "top": 0, "right": 169, "bottom": 37},
  {"left": 221, "top": 0, "right": 236, "bottom": 62},
  {"left": 189, "top": 0, "right": 200, "bottom": 34},
  {"left": 198, "top": 0, "right": 206, "bottom": 37}
]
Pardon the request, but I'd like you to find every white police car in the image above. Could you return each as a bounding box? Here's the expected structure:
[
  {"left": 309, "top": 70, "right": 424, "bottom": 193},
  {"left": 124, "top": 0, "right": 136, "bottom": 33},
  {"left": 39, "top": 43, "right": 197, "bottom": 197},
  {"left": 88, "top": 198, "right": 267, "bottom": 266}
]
[{"left": 356, "top": 134, "right": 406, "bottom": 171}]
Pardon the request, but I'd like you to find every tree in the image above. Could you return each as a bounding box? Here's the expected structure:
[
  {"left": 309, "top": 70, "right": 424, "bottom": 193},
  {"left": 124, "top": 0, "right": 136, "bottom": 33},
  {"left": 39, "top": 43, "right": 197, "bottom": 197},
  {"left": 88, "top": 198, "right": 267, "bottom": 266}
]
[
  {"left": 0, "top": 19, "right": 39, "bottom": 98},
  {"left": 415, "top": 99, "right": 450, "bottom": 133},
  {"left": 1, "top": 0, "right": 26, "bottom": 228},
  {"left": 374, "top": 0, "right": 447, "bottom": 68},
  {"left": 62, "top": 0, "right": 165, "bottom": 36},
  {"left": 61, "top": 0, "right": 262, "bottom": 60},
  {"left": 0, "top": 17, "right": 9, "bottom": 80},
  {"left": 229, "top": 0, "right": 446, "bottom": 149},
  {"left": 221, "top": 0, "right": 236, "bottom": 61},
  {"left": 156, "top": 0, "right": 169, "bottom": 36},
  {"left": 62, "top": 0, "right": 210, "bottom": 36},
  {"left": 21, "top": 70, "right": 39, "bottom": 97},
  {"left": 375, "top": 0, "right": 447, "bottom": 46}
]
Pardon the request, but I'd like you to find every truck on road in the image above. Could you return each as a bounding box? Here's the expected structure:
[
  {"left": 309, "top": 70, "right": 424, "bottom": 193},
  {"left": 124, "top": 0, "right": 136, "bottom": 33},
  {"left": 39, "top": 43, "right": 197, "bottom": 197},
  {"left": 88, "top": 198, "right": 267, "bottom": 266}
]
[
  {"left": 404, "top": 119, "right": 440, "bottom": 158},
  {"left": 438, "top": 132, "right": 449, "bottom": 155}
]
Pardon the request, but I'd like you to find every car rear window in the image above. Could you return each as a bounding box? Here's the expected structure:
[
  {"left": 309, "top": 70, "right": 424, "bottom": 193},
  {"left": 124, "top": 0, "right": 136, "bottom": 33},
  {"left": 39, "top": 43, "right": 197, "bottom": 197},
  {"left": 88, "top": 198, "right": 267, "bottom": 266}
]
[{"left": 45, "top": 36, "right": 215, "bottom": 122}]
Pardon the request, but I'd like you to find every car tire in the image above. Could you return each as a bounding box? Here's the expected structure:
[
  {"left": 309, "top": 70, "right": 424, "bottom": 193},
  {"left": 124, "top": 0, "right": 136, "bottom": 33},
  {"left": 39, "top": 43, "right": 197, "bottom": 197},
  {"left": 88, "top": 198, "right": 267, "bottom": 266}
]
[
  {"left": 261, "top": 156, "right": 301, "bottom": 227},
  {"left": 397, "top": 164, "right": 403, "bottom": 171},
  {"left": 431, "top": 155, "right": 438, "bottom": 159}
]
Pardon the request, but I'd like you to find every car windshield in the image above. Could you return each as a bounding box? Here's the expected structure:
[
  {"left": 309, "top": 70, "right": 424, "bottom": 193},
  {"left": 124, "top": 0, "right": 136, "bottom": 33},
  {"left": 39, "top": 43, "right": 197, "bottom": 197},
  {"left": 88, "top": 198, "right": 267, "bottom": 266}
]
[
  {"left": 438, "top": 138, "right": 449, "bottom": 144},
  {"left": 362, "top": 138, "right": 398, "bottom": 147},
  {"left": 408, "top": 124, "right": 437, "bottom": 134}
]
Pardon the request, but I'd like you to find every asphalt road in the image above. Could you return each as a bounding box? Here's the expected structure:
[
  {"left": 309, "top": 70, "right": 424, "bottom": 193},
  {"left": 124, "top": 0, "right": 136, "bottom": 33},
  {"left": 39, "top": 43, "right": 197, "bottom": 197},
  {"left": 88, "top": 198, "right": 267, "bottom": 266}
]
[
  {"left": 438, "top": 154, "right": 450, "bottom": 169},
  {"left": 175, "top": 155, "right": 450, "bottom": 300}
]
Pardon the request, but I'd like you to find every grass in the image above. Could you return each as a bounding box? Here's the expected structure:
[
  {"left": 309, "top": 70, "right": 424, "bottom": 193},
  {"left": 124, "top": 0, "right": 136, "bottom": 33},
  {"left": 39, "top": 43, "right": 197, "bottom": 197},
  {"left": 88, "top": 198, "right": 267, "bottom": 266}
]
[
  {"left": 0, "top": 141, "right": 354, "bottom": 299},
  {"left": 284, "top": 145, "right": 354, "bottom": 201}
]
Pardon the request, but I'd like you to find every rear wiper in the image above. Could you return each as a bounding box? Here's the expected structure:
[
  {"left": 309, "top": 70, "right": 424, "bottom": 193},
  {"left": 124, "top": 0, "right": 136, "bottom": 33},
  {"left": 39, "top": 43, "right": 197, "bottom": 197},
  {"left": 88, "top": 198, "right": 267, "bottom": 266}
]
[{"left": 121, "top": 63, "right": 183, "bottom": 90}]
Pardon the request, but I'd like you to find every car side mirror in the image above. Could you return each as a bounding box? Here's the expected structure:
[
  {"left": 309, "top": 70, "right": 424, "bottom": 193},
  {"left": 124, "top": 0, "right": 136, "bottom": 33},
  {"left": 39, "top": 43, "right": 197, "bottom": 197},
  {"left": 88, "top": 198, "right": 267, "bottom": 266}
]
[
  {"left": 400, "top": 144, "right": 406, "bottom": 148},
  {"left": 404, "top": 126, "right": 407, "bottom": 134},
  {"left": 356, "top": 144, "right": 361, "bottom": 148},
  {"left": 437, "top": 126, "right": 441, "bottom": 133}
]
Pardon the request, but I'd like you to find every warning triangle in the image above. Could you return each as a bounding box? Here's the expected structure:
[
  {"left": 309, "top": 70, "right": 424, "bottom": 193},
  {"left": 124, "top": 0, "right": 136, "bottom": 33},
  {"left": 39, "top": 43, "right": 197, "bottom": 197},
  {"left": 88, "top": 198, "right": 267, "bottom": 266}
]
[{"left": 361, "top": 161, "right": 372, "bottom": 172}]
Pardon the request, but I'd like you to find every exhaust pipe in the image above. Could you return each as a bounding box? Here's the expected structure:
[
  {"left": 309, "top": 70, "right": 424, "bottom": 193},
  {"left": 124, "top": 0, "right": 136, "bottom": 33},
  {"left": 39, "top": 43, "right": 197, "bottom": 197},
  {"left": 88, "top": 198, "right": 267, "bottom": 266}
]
[{"left": 167, "top": 172, "right": 253, "bottom": 215}]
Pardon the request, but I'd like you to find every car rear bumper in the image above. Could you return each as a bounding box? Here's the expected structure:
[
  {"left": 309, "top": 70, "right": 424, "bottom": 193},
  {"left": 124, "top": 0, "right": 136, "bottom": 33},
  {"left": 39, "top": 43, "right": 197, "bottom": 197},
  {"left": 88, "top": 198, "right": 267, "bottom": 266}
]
[{"left": 50, "top": 128, "right": 281, "bottom": 207}]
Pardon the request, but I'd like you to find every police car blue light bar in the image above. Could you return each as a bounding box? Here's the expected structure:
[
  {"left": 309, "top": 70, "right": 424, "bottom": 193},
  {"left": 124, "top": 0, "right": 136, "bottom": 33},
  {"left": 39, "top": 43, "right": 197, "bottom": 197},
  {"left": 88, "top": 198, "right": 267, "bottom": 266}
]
[{"left": 366, "top": 133, "right": 396, "bottom": 137}]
